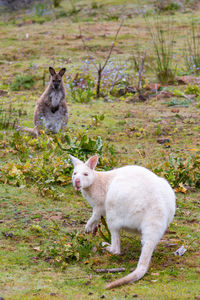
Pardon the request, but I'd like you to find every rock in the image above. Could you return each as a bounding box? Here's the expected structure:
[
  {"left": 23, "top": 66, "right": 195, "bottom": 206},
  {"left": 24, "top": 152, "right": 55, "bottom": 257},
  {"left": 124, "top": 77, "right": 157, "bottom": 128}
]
[
  {"left": 157, "top": 138, "right": 170, "bottom": 144},
  {"left": 177, "top": 76, "right": 195, "bottom": 85},
  {"left": 171, "top": 108, "right": 180, "bottom": 113},
  {"left": 157, "top": 91, "right": 173, "bottom": 99},
  {"left": 0, "top": 90, "right": 8, "bottom": 97}
]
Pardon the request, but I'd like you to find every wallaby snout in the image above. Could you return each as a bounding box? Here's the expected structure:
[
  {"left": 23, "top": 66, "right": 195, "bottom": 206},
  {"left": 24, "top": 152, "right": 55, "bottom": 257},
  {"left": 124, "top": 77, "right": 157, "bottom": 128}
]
[{"left": 75, "top": 178, "right": 81, "bottom": 190}]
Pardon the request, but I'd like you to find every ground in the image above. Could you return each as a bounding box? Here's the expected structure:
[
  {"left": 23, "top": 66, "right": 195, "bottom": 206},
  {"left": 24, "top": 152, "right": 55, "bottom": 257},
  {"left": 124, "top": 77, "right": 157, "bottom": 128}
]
[{"left": 0, "top": 0, "right": 200, "bottom": 299}]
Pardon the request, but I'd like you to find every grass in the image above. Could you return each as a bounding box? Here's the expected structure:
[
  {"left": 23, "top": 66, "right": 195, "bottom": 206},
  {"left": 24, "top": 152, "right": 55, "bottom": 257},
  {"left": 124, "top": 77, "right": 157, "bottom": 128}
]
[{"left": 0, "top": 0, "right": 200, "bottom": 299}]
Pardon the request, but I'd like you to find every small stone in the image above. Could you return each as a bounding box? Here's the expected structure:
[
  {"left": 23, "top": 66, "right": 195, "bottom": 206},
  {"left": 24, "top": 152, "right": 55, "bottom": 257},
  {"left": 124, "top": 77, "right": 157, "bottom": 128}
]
[
  {"left": 171, "top": 108, "right": 180, "bottom": 113},
  {"left": 100, "top": 295, "right": 105, "bottom": 298},
  {"left": 88, "top": 292, "right": 93, "bottom": 295},
  {"left": 132, "top": 295, "right": 138, "bottom": 298}
]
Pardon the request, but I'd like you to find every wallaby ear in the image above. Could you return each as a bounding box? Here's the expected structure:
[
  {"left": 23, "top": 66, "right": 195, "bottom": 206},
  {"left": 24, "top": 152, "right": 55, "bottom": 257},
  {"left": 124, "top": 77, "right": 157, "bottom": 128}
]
[
  {"left": 49, "top": 67, "right": 56, "bottom": 76},
  {"left": 59, "top": 68, "right": 66, "bottom": 77},
  {"left": 69, "top": 155, "right": 82, "bottom": 167},
  {"left": 85, "top": 155, "right": 98, "bottom": 170}
]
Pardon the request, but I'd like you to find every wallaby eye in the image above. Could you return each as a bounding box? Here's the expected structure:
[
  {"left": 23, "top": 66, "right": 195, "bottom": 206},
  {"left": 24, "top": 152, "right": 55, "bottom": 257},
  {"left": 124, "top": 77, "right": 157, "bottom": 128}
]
[
  {"left": 74, "top": 172, "right": 77, "bottom": 176},
  {"left": 84, "top": 173, "right": 88, "bottom": 176}
]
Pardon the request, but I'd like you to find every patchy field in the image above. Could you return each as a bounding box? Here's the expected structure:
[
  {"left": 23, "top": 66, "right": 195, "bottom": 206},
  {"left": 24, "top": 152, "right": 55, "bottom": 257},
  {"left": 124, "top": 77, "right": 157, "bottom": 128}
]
[{"left": 0, "top": 0, "right": 200, "bottom": 299}]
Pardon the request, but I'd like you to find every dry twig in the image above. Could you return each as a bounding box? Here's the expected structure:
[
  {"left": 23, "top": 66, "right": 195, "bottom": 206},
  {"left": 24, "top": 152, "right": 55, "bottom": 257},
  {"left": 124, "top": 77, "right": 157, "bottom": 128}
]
[{"left": 79, "top": 20, "right": 124, "bottom": 98}]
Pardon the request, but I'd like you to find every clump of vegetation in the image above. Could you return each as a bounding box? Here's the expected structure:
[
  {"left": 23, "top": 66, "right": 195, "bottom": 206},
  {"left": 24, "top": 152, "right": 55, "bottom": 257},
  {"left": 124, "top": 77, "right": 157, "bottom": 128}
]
[
  {"left": 153, "top": 153, "right": 200, "bottom": 189},
  {"left": 39, "top": 221, "right": 94, "bottom": 269},
  {"left": 11, "top": 74, "right": 35, "bottom": 91},
  {"left": 155, "top": 0, "right": 181, "bottom": 12},
  {"left": 0, "top": 128, "right": 117, "bottom": 198},
  {"left": 53, "top": 0, "right": 63, "bottom": 8},
  {"left": 148, "top": 18, "right": 176, "bottom": 84},
  {"left": 69, "top": 78, "right": 94, "bottom": 103},
  {"left": 185, "top": 85, "right": 200, "bottom": 97},
  {"left": 184, "top": 22, "right": 200, "bottom": 74},
  {"left": 0, "top": 105, "right": 27, "bottom": 130}
]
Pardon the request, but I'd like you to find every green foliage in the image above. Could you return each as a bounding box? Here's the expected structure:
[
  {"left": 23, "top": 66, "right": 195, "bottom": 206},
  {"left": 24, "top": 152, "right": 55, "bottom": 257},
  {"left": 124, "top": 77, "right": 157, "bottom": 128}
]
[
  {"left": 0, "top": 129, "right": 116, "bottom": 197},
  {"left": 11, "top": 74, "right": 35, "bottom": 91},
  {"left": 184, "top": 22, "right": 200, "bottom": 74},
  {"left": 40, "top": 221, "right": 93, "bottom": 269},
  {"left": 58, "top": 133, "right": 103, "bottom": 159},
  {"left": 153, "top": 153, "right": 200, "bottom": 188},
  {"left": 147, "top": 18, "right": 176, "bottom": 84},
  {"left": 156, "top": 1, "right": 181, "bottom": 12},
  {"left": 163, "top": 98, "right": 192, "bottom": 106},
  {"left": 35, "top": 3, "right": 47, "bottom": 17},
  {"left": 53, "top": 0, "right": 63, "bottom": 8},
  {"left": 185, "top": 85, "right": 200, "bottom": 96},
  {"left": 69, "top": 79, "right": 94, "bottom": 103},
  {"left": 91, "top": 114, "right": 105, "bottom": 127}
]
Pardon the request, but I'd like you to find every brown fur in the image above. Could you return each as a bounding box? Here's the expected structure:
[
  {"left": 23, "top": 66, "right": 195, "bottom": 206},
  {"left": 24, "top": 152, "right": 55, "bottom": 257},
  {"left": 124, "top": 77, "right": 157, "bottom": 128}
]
[{"left": 22, "top": 67, "right": 68, "bottom": 137}]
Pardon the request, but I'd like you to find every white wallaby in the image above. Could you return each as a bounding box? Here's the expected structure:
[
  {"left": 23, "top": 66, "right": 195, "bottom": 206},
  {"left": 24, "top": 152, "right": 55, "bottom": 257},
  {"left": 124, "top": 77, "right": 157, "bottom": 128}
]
[{"left": 70, "top": 155, "right": 176, "bottom": 289}]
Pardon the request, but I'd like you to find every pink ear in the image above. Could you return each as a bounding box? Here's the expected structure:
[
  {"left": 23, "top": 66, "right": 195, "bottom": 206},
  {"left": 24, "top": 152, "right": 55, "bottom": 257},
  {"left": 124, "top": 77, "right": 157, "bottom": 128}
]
[{"left": 85, "top": 155, "right": 98, "bottom": 170}]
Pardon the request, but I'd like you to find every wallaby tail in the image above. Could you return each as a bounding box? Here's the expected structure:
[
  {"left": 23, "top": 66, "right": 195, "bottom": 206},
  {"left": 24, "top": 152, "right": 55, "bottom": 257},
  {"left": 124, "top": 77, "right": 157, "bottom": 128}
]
[
  {"left": 19, "top": 126, "right": 39, "bottom": 137},
  {"left": 106, "top": 238, "right": 158, "bottom": 289},
  {"left": 105, "top": 265, "right": 147, "bottom": 289}
]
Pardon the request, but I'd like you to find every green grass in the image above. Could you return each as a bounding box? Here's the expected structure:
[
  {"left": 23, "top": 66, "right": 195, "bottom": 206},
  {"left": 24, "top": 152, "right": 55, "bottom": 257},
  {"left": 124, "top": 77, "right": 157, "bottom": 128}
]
[{"left": 0, "top": 0, "right": 200, "bottom": 299}]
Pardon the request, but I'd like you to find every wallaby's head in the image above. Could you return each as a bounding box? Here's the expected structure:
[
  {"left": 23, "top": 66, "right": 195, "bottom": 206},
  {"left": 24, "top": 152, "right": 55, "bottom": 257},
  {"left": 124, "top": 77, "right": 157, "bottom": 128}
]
[
  {"left": 49, "top": 67, "right": 66, "bottom": 90},
  {"left": 70, "top": 155, "right": 98, "bottom": 191}
]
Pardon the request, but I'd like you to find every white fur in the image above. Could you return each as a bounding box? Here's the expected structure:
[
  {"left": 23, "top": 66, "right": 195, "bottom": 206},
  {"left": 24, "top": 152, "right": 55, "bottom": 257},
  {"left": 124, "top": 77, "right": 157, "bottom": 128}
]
[
  {"left": 70, "top": 155, "right": 176, "bottom": 289},
  {"left": 50, "top": 90, "right": 63, "bottom": 107}
]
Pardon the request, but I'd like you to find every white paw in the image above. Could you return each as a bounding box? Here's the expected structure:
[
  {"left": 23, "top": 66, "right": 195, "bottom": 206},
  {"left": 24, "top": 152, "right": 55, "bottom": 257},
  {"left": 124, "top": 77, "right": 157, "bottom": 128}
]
[
  {"left": 105, "top": 246, "right": 121, "bottom": 255},
  {"left": 85, "top": 222, "right": 97, "bottom": 234},
  {"left": 102, "top": 242, "right": 110, "bottom": 247}
]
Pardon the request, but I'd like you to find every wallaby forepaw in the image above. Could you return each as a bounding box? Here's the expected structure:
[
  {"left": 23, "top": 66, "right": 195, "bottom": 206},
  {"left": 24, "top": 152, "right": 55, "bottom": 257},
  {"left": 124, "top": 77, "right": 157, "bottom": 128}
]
[{"left": 85, "top": 222, "right": 97, "bottom": 234}]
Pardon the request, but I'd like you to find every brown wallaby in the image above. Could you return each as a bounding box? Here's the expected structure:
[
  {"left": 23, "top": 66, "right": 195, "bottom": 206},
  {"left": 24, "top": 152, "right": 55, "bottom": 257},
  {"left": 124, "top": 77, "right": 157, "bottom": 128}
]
[{"left": 22, "top": 67, "right": 68, "bottom": 137}]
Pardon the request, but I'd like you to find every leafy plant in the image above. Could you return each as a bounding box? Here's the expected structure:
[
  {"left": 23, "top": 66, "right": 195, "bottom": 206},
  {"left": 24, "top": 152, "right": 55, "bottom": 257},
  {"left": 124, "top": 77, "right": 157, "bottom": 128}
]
[
  {"left": 184, "top": 22, "right": 200, "bottom": 74},
  {"left": 69, "top": 79, "right": 94, "bottom": 103},
  {"left": 185, "top": 85, "right": 200, "bottom": 96},
  {"left": 91, "top": 114, "right": 105, "bottom": 127},
  {"left": 147, "top": 18, "right": 176, "bottom": 84},
  {"left": 40, "top": 221, "right": 93, "bottom": 269},
  {"left": 11, "top": 74, "right": 35, "bottom": 91},
  {"left": 156, "top": 1, "right": 181, "bottom": 12},
  {"left": 163, "top": 98, "right": 192, "bottom": 107},
  {"left": 153, "top": 153, "right": 200, "bottom": 188},
  {"left": 53, "top": 0, "right": 63, "bottom": 8},
  {"left": 0, "top": 128, "right": 117, "bottom": 197}
]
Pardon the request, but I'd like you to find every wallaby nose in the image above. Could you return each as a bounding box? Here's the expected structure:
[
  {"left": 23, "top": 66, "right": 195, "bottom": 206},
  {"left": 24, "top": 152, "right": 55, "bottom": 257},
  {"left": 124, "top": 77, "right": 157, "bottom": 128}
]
[{"left": 75, "top": 178, "right": 80, "bottom": 186}]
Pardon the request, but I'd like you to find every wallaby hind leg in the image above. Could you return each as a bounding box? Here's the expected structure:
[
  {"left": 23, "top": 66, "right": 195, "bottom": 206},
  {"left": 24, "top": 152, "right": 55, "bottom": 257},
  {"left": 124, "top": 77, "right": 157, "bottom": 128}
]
[{"left": 105, "top": 228, "right": 121, "bottom": 255}]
